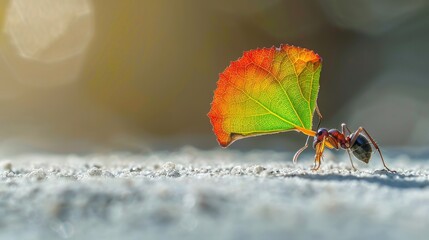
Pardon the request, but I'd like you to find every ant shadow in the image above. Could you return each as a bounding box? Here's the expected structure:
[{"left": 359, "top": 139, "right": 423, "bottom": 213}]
[{"left": 287, "top": 170, "right": 429, "bottom": 189}]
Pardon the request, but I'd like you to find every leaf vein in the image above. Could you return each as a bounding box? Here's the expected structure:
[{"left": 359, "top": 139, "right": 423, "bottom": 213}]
[
  {"left": 226, "top": 81, "right": 298, "bottom": 128},
  {"left": 248, "top": 60, "right": 304, "bottom": 128}
]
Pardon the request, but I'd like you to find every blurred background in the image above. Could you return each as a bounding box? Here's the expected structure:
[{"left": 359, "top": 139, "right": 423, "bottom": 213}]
[{"left": 0, "top": 0, "right": 428, "bottom": 154}]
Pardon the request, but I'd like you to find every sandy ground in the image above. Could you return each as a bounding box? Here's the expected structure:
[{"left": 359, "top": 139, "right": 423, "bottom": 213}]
[{"left": 0, "top": 147, "right": 428, "bottom": 240}]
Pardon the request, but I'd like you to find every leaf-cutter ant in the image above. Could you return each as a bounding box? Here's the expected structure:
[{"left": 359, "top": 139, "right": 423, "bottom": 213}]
[{"left": 293, "top": 107, "right": 394, "bottom": 172}]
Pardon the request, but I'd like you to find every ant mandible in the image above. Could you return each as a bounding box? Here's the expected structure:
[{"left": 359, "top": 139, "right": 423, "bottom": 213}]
[{"left": 293, "top": 107, "right": 394, "bottom": 172}]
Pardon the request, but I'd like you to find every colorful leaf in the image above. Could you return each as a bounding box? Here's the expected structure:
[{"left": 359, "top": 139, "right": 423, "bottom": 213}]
[{"left": 208, "top": 44, "right": 322, "bottom": 147}]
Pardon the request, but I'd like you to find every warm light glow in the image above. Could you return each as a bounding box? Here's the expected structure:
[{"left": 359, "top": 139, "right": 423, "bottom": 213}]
[{"left": 1, "top": 0, "right": 94, "bottom": 86}]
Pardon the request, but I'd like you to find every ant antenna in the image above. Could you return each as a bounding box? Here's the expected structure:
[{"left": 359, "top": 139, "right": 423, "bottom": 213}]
[
  {"left": 315, "top": 104, "right": 323, "bottom": 129},
  {"left": 293, "top": 105, "right": 323, "bottom": 163}
]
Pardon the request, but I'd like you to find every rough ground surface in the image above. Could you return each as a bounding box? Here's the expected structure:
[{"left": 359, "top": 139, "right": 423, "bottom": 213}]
[{"left": 0, "top": 147, "right": 428, "bottom": 240}]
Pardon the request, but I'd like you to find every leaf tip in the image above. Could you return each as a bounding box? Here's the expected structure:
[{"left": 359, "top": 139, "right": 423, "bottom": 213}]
[{"left": 207, "top": 108, "right": 232, "bottom": 148}]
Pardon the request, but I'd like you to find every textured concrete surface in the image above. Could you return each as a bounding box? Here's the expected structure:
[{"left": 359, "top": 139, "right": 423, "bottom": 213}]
[{"left": 0, "top": 147, "right": 428, "bottom": 240}]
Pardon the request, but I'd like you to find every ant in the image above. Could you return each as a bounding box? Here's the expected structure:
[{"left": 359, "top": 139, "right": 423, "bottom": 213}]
[{"left": 293, "top": 107, "right": 394, "bottom": 172}]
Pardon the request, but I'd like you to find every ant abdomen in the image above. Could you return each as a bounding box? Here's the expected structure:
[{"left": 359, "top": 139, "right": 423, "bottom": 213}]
[{"left": 350, "top": 134, "right": 372, "bottom": 163}]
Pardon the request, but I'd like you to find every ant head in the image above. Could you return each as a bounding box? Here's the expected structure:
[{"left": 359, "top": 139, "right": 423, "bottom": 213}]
[
  {"left": 316, "top": 128, "right": 329, "bottom": 137},
  {"left": 313, "top": 128, "right": 329, "bottom": 149}
]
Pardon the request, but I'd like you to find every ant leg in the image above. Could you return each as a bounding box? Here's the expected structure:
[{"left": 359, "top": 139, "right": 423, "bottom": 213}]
[
  {"left": 350, "top": 127, "right": 395, "bottom": 173},
  {"left": 312, "top": 137, "right": 326, "bottom": 171},
  {"left": 341, "top": 123, "right": 358, "bottom": 171},
  {"left": 346, "top": 149, "right": 357, "bottom": 171},
  {"left": 341, "top": 123, "right": 352, "bottom": 135},
  {"left": 293, "top": 135, "right": 310, "bottom": 164}
]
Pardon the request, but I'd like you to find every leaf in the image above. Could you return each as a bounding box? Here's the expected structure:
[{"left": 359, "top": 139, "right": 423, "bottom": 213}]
[{"left": 208, "top": 44, "right": 322, "bottom": 147}]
